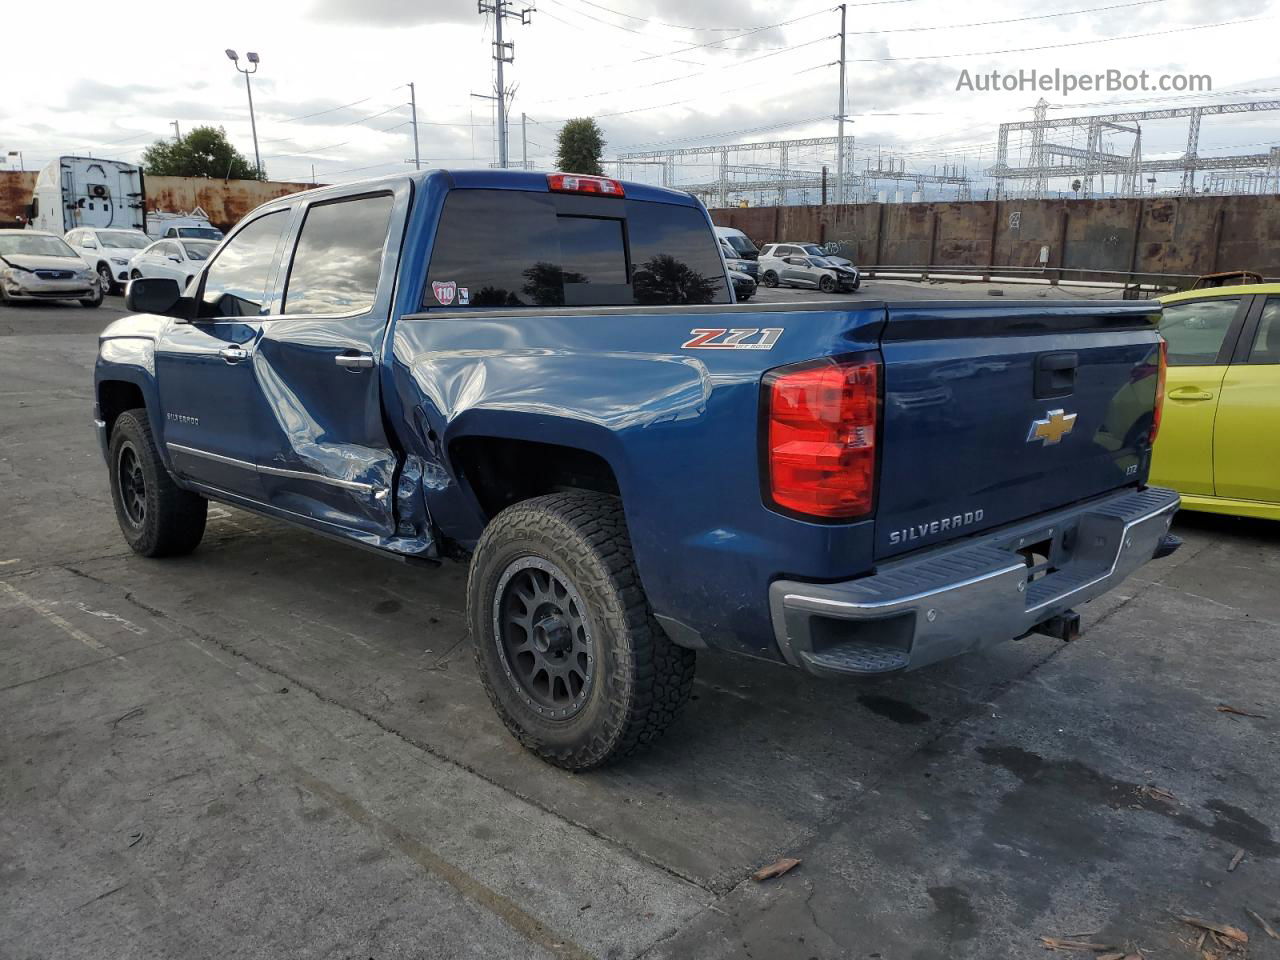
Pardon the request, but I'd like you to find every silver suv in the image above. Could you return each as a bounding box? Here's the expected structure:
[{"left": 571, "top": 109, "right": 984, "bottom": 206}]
[
  {"left": 759, "top": 252, "right": 859, "bottom": 293},
  {"left": 759, "top": 243, "right": 859, "bottom": 290}
]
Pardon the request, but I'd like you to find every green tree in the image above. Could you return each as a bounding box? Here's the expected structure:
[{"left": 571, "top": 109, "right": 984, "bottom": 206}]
[
  {"left": 555, "top": 118, "right": 605, "bottom": 175},
  {"left": 632, "top": 254, "right": 719, "bottom": 305},
  {"left": 142, "top": 126, "right": 259, "bottom": 179}
]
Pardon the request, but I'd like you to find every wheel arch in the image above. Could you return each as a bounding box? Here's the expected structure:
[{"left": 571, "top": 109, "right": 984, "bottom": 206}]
[
  {"left": 95, "top": 345, "right": 172, "bottom": 471},
  {"left": 446, "top": 413, "right": 627, "bottom": 524}
]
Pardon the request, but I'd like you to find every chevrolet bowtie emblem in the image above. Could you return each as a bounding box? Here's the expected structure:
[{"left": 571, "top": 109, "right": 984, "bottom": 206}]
[{"left": 1027, "top": 409, "right": 1077, "bottom": 445}]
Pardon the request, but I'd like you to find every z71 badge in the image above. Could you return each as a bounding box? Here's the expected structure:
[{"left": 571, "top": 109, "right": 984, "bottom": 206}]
[{"left": 682, "top": 328, "right": 782, "bottom": 350}]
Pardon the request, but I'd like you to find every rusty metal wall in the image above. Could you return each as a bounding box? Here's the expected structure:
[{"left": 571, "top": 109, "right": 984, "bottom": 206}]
[
  {"left": 0, "top": 171, "right": 317, "bottom": 231},
  {"left": 143, "top": 176, "right": 317, "bottom": 230},
  {"left": 712, "top": 194, "right": 1280, "bottom": 281},
  {"left": 0, "top": 172, "right": 37, "bottom": 229}
]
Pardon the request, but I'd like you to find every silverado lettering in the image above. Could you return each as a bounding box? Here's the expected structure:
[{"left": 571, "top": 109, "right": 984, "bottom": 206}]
[
  {"left": 94, "top": 168, "right": 1179, "bottom": 770},
  {"left": 888, "top": 510, "right": 986, "bottom": 546}
]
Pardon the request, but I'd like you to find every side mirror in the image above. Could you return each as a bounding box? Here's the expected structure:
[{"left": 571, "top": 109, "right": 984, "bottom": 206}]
[{"left": 125, "top": 276, "right": 192, "bottom": 319}]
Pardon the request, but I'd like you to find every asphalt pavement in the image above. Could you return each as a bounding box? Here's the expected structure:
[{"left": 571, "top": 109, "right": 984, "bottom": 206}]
[{"left": 2, "top": 293, "right": 1277, "bottom": 960}]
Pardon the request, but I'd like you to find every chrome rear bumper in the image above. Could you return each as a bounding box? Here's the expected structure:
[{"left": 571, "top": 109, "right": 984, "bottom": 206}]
[{"left": 769, "top": 486, "right": 1180, "bottom": 677}]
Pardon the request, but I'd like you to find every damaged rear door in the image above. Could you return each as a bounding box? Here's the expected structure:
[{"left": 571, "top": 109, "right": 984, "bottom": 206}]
[{"left": 251, "top": 182, "right": 412, "bottom": 544}]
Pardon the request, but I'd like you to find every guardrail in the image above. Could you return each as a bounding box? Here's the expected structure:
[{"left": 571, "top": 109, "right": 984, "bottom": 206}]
[{"left": 856, "top": 263, "right": 1280, "bottom": 291}]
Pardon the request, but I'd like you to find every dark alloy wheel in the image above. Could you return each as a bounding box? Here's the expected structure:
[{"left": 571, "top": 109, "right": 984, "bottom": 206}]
[
  {"left": 762, "top": 270, "right": 779, "bottom": 288},
  {"left": 494, "top": 557, "right": 594, "bottom": 720},
  {"left": 116, "top": 441, "right": 148, "bottom": 528},
  {"left": 469, "top": 492, "right": 696, "bottom": 769},
  {"left": 819, "top": 274, "right": 836, "bottom": 293},
  {"left": 107, "top": 408, "right": 207, "bottom": 557}
]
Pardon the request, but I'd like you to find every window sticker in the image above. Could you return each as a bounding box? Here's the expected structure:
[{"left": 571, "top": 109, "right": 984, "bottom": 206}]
[{"left": 431, "top": 280, "right": 457, "bottom": 306}]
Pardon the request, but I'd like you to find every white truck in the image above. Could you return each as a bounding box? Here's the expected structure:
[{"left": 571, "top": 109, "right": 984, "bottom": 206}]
[
  {"left": 144, "top": 206, "right": 223, "bottom": 241},
  {"left": 27, "top": 157, "right": 145, "bottom": 234}
]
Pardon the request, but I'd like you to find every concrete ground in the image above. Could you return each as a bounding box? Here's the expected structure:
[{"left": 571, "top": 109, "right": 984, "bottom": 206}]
[{"left": 2, "top": 293, "right": 1277, "bottom": 960}]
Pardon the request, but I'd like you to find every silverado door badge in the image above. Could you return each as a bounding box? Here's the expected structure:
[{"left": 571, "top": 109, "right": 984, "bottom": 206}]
[
  {"left": 431, "top": 280, "right": 457, "bottom": 306},
  {"left": 682, "top": 328, "right": 783, "bottom": 350},
  {"left": 1027, "top": 409, "right": 1077, "bottom": 445}
]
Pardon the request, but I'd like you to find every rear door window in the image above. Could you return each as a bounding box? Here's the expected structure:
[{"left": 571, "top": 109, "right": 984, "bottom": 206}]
[
  {"left": 424, "top": 189, "right": 728, "bottom": 308},
  {"left": 1159, "top": 298, "right": 1242, "bottom": 365},
  {"left": 283, "top": 193, "right": 394, "bottom": 316}
]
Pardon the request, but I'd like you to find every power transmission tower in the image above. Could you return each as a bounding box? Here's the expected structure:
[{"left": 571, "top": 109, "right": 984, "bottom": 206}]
[{"left": 478, "top": 0, "right": 533, "bottom": 169}]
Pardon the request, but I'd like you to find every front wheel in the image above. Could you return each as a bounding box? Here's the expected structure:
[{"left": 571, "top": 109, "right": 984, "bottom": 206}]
[
  {"left": 130, "top": 269, "right": 143, "bottom": 280},
  {"left": 762, "top": 270, "right": 778, "bottom": 288},
  {"left": 468, "top": 492, "right": 695, "bottom": 770},
  {"left": 79, "top": 284, "right": 103, "bottom": 308},
  {"left": 108, "top": 409, "right": 207, "bottom": 557},
  {"left": 96, "top": 263, "right": 115, "bottom": 294},
  {"left": 819, "top": 275, "right": 836, "bottom": 293}
]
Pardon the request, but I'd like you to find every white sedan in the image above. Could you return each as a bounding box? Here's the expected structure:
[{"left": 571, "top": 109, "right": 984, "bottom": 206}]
[{"left": 128, "top": 239, "right": 218, "bottom": 291}]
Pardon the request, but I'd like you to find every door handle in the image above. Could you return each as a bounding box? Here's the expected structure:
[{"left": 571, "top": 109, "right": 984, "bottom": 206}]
[
  {"left": 335, "top": 353, "right": 375, "bottom": 371},
  {"left": 218, "top": 346, "right": 250, "bottom": 364},
  {"left": 1168, "top": 387, "right": 1214, "bottom": 402}
]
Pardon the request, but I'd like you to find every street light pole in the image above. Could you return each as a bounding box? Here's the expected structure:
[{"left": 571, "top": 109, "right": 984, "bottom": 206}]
[{"left": 225, "top": 49, "right": 263, "bottom": 180}]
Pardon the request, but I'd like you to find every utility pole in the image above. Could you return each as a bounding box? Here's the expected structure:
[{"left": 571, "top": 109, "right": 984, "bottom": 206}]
[
  {"left": 408, "top": 82, "right": 421, "bottom": 170},
  {"left": 477, "top": 0, "right": 533, "bottom": 168},
  {"left": 171, "top": 121, "right": 182, "bottom": 142},
  {"left": 836, "top": 3, "right": 847, "bottom": 206},
  {"left": 521, "top": 112, "right": 527, "bottom": 170}
]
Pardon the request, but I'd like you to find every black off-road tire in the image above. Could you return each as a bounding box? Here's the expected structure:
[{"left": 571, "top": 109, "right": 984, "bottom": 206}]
[
  {"left": 468, "top": 492, "right": 696, "bottom": 770},
  {"left": 762, "top": 270, "right": 779, "bottom": 288},
  {"left": 108, "top": 409, "right": 207, "bottom": 557}
]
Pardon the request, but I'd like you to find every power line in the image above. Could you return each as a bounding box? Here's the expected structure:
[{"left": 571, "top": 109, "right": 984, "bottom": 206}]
[
  {"left": 563, "top": 0, "right": 921, "bottom": 31},
  {"left": 841, "top": 0, "right": 1170, "bottom": 36},
  {"left": 529, "top": 34, "right": 833, "bottom": 105},
  {"left": 535, "top": 6, "right": 709, "bottom": 65},
  {"left": 625, "top": 9, "right": 832, "bottom": 62},
  {"left": 846, "top": 14, "right": 1266, "bottom": 62}
]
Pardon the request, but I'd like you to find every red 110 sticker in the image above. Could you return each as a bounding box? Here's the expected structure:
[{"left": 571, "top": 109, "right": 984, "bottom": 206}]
[{"left": 681, "top": 328, "right": 783, "bottom": 350}]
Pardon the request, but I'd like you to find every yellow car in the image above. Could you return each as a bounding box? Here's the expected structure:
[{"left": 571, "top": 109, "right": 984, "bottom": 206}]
[{"left": 1150, "top": 283, "right": 1280, "bottom": 520}]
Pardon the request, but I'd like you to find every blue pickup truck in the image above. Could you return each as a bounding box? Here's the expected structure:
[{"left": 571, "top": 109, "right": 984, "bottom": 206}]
[{"left": 95, "top": 170, "right": 1179, "bottom": 769}]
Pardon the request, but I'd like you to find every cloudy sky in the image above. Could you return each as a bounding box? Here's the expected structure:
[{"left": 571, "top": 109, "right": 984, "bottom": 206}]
[{"left": 3, "top": 0, "right": 1278, "bottom": 197}]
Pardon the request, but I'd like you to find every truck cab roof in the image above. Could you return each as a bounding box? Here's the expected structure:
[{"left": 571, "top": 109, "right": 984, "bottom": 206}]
[{"left": 268, "top": 169, "right": 700, "bottom": 212}]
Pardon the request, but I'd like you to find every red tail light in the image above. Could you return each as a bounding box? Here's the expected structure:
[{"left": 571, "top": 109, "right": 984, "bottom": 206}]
[
  {"left": 765, "top": 357, "right": 879, "bottom": 519},
  {"left": 546, "top": 173, "right": 625, "bottom": 197},
  {"left": 1150, "top": 338, "right": 1168, "bottom": 444}
]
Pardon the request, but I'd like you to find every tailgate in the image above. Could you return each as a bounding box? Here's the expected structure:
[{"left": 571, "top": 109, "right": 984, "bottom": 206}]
[{"left": 874, "top": 301, "right": 1162, "bottom": 560}]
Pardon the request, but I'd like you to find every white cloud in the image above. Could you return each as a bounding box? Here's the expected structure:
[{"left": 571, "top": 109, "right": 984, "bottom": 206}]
[{"left": 2, "top": 0, "right": 1276, "bottom": 196}]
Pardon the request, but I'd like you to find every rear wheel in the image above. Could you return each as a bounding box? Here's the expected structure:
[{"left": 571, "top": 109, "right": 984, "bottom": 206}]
[
  {"left": 819, "top": 275, "right": 836, "bottom": 293},
  {"left": 762, "top": 270, "right": 778, "bottom": 288},
  {"left": 108, "top": 409, "right": 207, "bottom": 557},
  {"left": 468, "top": 492, "right": 695, "bottom": 770}
]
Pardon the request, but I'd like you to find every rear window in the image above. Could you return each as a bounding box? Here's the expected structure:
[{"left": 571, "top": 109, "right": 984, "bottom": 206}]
[
  {"left": 283, "top": 193, "right": 394, "bottom": 316},
  {"left": 423, "top": 189, "right": 729, "bottom": 308}
]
